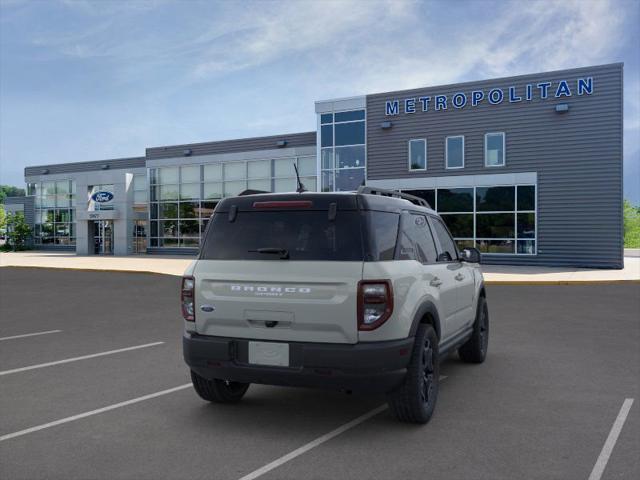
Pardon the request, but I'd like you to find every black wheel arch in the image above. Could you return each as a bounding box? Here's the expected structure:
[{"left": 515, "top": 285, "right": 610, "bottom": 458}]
[{"left": 409, "top": 302, "right": 442, "bottom": 340}]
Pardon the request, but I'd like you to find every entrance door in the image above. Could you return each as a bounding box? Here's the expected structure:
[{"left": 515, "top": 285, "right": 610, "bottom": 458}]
[{"left": 93, "top": 220, "right": 114, "bottom": 255}]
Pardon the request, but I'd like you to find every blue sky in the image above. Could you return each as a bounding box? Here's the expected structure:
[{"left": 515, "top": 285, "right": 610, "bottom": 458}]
[{"left": 1, "top": 0, "right": 639, "bottom": 203}]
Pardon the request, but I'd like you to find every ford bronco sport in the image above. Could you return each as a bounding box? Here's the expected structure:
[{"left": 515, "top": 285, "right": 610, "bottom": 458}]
[{"left": 182, "top": 186, "right": 488, "bottom": 424}]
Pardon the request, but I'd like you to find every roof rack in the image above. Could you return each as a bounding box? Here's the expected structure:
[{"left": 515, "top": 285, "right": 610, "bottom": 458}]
[{"left": 357, "top": 186, "right": 432, "bottom": 208}]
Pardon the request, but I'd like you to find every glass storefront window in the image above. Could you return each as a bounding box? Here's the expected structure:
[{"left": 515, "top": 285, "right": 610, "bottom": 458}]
[
  {"left": 321, "top": 149, "right": 334, "bottom": 170},
  {"left": 180, "top": 183, "right": 200, "bottom": 200},
  {"left": 476, "top": 186, "right": 515, "bottom": 212},
  {"left": 204, "top": 182, "right": 223, "bottom": 199},
  {"left": 148, "top": 156, "right": 316, "bottom": 249},
  {"left": 404, "top": 184, "right": 536, "bottom": 256},
  {"left": 335, "top": 145, "right": 365, "bottom": 169},
  {"left": 297, "top": 156, "right": 316, "bottom": 176},
  {"left": 224, "top": 180, "right": 246, "bottom": 196},
  {"left": 224, "top": 162, "right": 245, "bottom": 180},
  {"left": 204, "top": 164, "right": 222, "bottom": 182},
  {"left": 335, "top": 122, "right": 365, "bottom": 146},
  {"left": 517, "top": 185, "right": 535, "bottom": 211},
  {"left": 477, "top": 240, "right": 514, "bottom": 254},
  {"left": 439, "top": 214, "right": 473, "bottom": 238},
  {"left": 248, "top": 179, "right": 271, "bottom": 191},
  {"left": 158, "top": 167, "right": 179, "bottom": 184},
  {"left": 180, "top": 165, "right": 200, "bottom": 183},
  {"left": 32, "top": 179, "right": 76, "bottom": 247},
  {"left": 319, "top": 109, "right": 365, "bottom": 192},
  {"left": 159, "top": 185, "right": 179, "bottom": 201},
  {"left": 335, "top": 168, "right": 364, "bottom": 191},
  {"left": 274, "top": 177, "right": 296, "bottom": 192},
  {"left": 274, "top": 158, "right": 296, "bottom": 177},
  {"left": 248, "top": 160, "right": 270, "bottom": 178},
  {"left": 437, "top": 188, "right": 474, "bottom": 213},
  {"left": 179, "top": 202, "right": 199, "bottom": 218}
]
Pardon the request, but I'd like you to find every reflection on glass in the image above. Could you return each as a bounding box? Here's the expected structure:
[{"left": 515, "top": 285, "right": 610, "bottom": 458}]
[
  {"left": 409, "top": 140, "right": 426, "bottom": 170},
  {"left": 476, "top": 186, "right": 515, "bottom": 212},
  {"left": 485, "top": 133, "right": 505, "bottom": 166}
]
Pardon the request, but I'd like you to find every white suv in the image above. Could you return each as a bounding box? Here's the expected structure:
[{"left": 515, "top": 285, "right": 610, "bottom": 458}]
[{"left": 182, "top": 187, "right": 488, "bottom": 424}]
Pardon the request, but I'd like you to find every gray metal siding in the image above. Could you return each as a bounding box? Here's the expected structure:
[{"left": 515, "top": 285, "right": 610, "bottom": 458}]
[
  {"left": 24, "top": 157, "right": 145, "bottom": 177},
  {"left": 366, "top": 63, "right": 623, "bottom": 268},
  {"left": 146, "top": 132, "right": 316, "bottom": 159}
]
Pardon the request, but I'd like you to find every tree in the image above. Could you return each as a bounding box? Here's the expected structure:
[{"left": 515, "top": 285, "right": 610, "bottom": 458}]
[
  {"left": 623, "top": 199, "right": 640, "bottom": 248},
  {"left": 0, "top": 205, "right": 6, "bottom": 232},
  {"left": 0, "top": 185, "right": 26, "bottom": 204},
  {"left": 6, "top": 212, "right": 31, "bottom": 251}
]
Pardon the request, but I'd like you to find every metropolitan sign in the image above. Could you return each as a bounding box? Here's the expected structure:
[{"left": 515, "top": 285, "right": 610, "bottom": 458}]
[{"left": 384, "top": 77, "right": 594, "bottom": 115}]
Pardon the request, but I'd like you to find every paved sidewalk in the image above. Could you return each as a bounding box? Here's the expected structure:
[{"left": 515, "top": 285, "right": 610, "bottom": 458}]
[
  {"left": 1, "top": 251, "right": 639, "bottom": 284},
  {"left": 0, "top": 251, "right": 193, "bottom": 277}
]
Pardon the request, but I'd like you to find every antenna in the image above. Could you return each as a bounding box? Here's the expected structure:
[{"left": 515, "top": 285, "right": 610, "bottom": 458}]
[{"left": 293, "top": 163, "right": 307, "bottom": 193}]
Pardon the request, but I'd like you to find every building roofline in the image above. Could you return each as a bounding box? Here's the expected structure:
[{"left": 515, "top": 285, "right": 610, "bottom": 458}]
[{"left": 146, "top": 131, "right": 316, "bottom": 152}]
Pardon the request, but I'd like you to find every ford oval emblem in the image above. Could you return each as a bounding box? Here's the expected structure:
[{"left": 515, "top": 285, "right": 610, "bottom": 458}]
[{"left": 91, "top": 191, "right": 114, "bottom": 203}]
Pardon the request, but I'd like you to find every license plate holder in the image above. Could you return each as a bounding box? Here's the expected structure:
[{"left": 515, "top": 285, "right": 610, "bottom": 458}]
[{"left": 248, "top": 341, "right": 290, "bottom": 367}]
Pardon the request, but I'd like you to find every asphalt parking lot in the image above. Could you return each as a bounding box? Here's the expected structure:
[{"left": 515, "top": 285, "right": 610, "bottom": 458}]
[{"left": 0, "top": 267, "right": 638, "bottom": 480}]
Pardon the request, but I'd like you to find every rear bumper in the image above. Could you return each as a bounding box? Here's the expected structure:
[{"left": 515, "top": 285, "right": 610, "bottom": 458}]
[{"left": 183, "top": 332, "right": 414, "bottom": 393}]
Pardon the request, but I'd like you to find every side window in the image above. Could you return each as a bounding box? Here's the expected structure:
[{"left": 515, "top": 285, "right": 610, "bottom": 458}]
[
  {"left": 396, "top": 213, "right": 438, "bottom": 263},
  {"left": 430, "top": 217, "right": 458, "bottom": 262}
]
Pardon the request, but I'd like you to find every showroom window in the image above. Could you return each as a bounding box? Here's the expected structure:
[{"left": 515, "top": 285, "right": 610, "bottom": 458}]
[
  {"left": 320, "top": 109, "right": 366, "bottom": 191},
  {"left": 408, "top": 139, "right": 427, "bottom": 171},
  {"left": 402, "top": 184, "right": 536, "bottom": 255},
  {"left": 485, "top": 132, "right": 505, "bottom": 167},
  {"left": 149, "top": 157, "right": 317, "bottom": 248},
  {"left": 446, "top": 136, "right": 464, "bottom": 169},
  {"left": 33, "top": 179, "right": 76, "bottom": 246}
]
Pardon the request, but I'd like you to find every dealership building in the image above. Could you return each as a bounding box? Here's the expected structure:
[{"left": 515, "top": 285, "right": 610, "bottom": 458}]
[{"left": 13, "top": 63, "right": 623, "bottom": 268}]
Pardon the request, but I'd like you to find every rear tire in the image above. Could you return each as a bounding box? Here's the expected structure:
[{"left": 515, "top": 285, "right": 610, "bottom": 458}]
[
  {"left": 387, "top": 324, "right": 439, "bottom": 424},
  {"left": 458, "top": 296, "right": 489, "bottom": 363},
  {"left": 190, "top": 370, "right": 250, "bottom": 403}
]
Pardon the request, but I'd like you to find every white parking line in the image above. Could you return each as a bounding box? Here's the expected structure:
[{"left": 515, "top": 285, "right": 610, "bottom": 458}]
[
  {"left": 238, "top": 375, "right": 448, "bottom": 480},
  {"left": 0, "top": 384, "right": 192, "bottom": 442},
  {"left": 0, "top": 342, "right": 164, "bottom": 376},
  {"left": 588, "top": 398, "right": 634, "bottom": 480},
  {"left": 0, "top": 330, "right": 62, "bottom": 341}
]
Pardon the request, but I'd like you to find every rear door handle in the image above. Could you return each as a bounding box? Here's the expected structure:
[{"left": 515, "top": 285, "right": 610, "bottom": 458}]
[
  {"left": 430, "top": 277, "right": 443, "bottom": 287},
  {"left": 455, "top": 273, "right": 464, "bottom": 281}
]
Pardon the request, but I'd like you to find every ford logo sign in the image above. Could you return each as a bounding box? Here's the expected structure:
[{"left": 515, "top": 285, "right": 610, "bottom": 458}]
[{"left": 91, "top": 191, "right": 113, "bottom": 203}]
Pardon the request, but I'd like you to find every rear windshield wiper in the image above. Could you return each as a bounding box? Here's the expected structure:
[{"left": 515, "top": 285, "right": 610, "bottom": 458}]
[{"left": 248, "top": 247, "right": 290, "bottom": 259}]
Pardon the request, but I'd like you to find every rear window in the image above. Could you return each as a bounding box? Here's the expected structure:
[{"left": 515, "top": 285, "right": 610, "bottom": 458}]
[
  {"left": 200, "top": 211, "right": 363, "bottom": 261},
  {"left": 363, "top": 211, "right": 400, "bottom": 261}
]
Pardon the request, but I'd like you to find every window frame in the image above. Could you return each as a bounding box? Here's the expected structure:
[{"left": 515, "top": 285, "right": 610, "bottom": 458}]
[
  {"left": 408, "top": 138, "right": 427, "bottom": 172},
  {"left": 445, "top": 135, "right": 465, "bottom": 170},
  {"left": 428, "top": 215, "right": 460, "bottom": 263},
  {"left": 319, "top": 108, "right": 367, "bottom": 192},
  {"left": 484, "top": 132, "right": 506, "bottom": 167}
]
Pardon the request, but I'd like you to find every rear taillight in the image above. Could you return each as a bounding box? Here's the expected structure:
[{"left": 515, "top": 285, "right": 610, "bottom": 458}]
[
  {"left": 181, "top": 276, "right": 195, "bottom": 322},
  {"left": 357, "top": 280, "right": 393, "bottom": 331}
]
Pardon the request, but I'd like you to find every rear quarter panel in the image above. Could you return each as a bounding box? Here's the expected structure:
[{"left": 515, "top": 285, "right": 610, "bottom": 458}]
[{"left": 359, "top": 260, "right": 444, "bottom": 342}]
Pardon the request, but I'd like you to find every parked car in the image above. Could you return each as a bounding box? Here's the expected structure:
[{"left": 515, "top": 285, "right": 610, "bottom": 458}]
[{"left": 182, "top": 187, "right": 488, "bottom": 423}]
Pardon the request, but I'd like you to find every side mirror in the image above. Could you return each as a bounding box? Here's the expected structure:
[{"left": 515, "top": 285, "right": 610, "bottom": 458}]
[{"left": 460, "top": 247, "right": 481, "bottom": 264}]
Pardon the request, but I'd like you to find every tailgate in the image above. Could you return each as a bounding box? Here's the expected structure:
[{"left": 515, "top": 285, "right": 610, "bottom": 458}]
[{"left": 194, "top": 260, "right": 362, "bottom": 344}]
